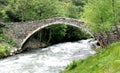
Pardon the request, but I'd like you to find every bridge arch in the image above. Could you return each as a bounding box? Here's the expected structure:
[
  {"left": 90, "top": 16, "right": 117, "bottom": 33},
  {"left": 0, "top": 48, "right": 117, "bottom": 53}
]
[{"left": 3, "top": 17, "right": 93, "bottom": 53}]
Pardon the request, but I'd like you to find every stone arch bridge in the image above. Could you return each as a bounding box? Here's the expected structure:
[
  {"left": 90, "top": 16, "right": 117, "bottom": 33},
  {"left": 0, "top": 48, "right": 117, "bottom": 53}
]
[{"left": 3, "top": 17, "right": 93, "bottom": 53}]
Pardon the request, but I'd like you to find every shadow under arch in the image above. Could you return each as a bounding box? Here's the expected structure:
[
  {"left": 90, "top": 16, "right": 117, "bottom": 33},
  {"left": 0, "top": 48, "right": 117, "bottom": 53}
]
[{"left": 21, "top": 22, "right": 92, "bottom": 51}]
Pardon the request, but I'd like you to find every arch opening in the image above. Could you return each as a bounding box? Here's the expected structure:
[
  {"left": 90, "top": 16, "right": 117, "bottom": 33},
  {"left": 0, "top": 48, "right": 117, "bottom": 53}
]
[{"left": 21, "top": 23, "right": 91, "bottom": 51}]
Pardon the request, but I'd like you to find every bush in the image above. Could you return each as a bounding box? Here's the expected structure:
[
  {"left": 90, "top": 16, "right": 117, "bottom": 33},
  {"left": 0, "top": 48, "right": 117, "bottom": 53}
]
[
  {"left": 0, "top": 44, "right": 10, "bottom": 58},
  {"left": 0, "top": 34, "right": 16, "bottom": 47}
]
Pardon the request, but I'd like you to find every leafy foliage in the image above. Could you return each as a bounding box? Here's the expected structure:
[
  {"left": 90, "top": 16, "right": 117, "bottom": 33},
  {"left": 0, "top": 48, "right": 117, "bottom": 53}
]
[
  {"left": 34, "top": 24, "right": 90, "bottom": 45},
  {"left": 0, "top": 44, "right": 10, "bottom": 58},
  {"left": 0, "top": 34, "right": 16, "bottom": 47},
  {"left": 0, "top": 0, "right": 87, "bottom": 22},
  {"left": 64, "top": 25, "right": 90, "bottom": 41},
  {"left": 47, "top": 24, "right": 67, "bottom": 44},
  {"left": 82, "top": 0, "right": 120, "bottom": 33},
  {"left": 35, "top": 24, "right": 68, "bottom": 44},
  {"left": 5, "top": 0, "right": 65, "bottom": 22}
]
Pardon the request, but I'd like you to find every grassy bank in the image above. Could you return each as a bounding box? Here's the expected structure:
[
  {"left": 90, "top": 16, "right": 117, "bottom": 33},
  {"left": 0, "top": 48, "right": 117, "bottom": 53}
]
[
  {"left": 0, "top": 44, "right": 10, "bottom": 58},
  {"left": 0, "top": 34, "right": 15, "bottom": 58},
  {"left": 62, "top": 42, "right": 120, "bottom": 73}
]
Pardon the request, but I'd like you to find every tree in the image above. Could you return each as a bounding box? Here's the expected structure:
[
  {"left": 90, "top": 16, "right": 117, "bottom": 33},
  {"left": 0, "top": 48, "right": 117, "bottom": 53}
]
[
  {"left": 47, "top": 24, "right": 67, "bottom": 44},
  {"left": 62, "top": 0, "right": 87, "bottom": 19},
  {"left": 82, "top": 0, "right": 116, "bottom": 33},
  {"left": 64, "top": 25, "right": 90, "bottom": 41},
  {"left": 66, "top": 2, "right": 80, "bottom": 18},
  {"left": 111, "top": 0, "right": 120, "bottom": 36},
  {"left": 82, "top": 0, "right": 120, "bottom": 47},
  {"left": 6, "top": 0, "right": 65, "bottom": 22},
  {"left": 0, "top": 0, "right": 9, "bottom": 22}
]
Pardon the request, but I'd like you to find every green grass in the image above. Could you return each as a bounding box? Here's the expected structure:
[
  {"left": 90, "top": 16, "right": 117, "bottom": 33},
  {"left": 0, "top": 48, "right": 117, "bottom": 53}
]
[
  {"left": 61, "top": 42, "right": 120, "bottom": 73},
  {"left": 0, "top": 44, "right": 10, "bottom": 58},
  {"left": 0, "top": 34, "right": 16, "bottom": 47},
  {"left": 0, "top": 33, "right": 15, "bottom": 58}
]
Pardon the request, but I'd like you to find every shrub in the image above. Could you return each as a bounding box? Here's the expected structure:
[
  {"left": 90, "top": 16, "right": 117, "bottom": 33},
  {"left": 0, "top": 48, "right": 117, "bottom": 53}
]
[{"left": 0, "top": 44, "right": 10, "bottom": 58}]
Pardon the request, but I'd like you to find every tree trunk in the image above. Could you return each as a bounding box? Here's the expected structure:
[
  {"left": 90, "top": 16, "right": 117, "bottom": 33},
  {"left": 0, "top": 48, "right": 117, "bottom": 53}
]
[
  {"left": 39, "top": 31, "right": 42, "bottom": 43},
  {"left": 47, "top": 30, "right": 52, "bottom": 44}
]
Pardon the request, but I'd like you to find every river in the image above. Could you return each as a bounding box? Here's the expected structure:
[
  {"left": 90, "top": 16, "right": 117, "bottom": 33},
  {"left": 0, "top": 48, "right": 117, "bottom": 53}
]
[{"left": 0, "top": 39, "right": 97, "bottom": 73}]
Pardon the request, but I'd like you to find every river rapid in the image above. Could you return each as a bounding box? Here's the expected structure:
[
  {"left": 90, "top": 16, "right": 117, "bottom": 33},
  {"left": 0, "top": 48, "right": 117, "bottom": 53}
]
[{"left": 0, "top": 39, "right": 97, "bottom": 73}]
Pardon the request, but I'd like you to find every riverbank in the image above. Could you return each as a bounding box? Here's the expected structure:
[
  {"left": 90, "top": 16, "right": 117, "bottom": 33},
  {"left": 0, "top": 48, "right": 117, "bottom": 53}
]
[
  {"left": 0, "top": 34, "right": 16, "bottom": 58},
  {"left": 61, "top": 41, "right": 120, "bottom": 73},
  {"left": 0, "top": 43, "right": 10, "bottom": 58}
]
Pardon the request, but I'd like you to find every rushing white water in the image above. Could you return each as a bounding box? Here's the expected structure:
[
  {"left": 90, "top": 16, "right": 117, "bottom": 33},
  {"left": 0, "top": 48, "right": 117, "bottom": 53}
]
[{"left": 0, "top": 39, "right": 97, "bottom": 73}]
